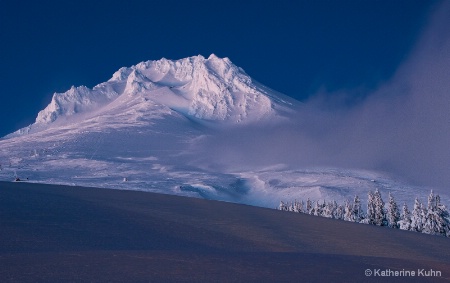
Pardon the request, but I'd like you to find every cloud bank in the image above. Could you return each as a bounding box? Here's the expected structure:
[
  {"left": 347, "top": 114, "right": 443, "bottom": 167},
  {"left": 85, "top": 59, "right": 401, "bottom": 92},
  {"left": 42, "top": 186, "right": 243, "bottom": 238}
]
[{"left": 196, "top": 1, "right": 450, "bottom": 190}]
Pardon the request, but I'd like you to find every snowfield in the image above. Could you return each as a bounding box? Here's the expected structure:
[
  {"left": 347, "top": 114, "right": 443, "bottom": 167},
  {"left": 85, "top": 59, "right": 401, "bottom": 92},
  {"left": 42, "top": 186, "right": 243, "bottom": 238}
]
[{"left": 0, "top": 55, "right": 447, "bottom": 209}]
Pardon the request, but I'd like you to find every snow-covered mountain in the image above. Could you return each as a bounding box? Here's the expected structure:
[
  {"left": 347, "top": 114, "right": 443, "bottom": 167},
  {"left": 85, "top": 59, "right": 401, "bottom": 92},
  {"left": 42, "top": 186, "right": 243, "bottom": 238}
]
[
  {"left": 0, "top": 55, "right": 443, "bottom": 208},
  {"left": 9, "top": 54, "right": 294, "bottom": 137}
]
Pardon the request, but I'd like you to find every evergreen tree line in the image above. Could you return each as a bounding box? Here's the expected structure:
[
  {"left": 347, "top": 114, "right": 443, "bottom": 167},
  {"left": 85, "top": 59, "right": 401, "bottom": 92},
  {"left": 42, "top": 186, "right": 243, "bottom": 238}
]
[{"left": 278, "top": 189, "right": 450, "bottom": 237}]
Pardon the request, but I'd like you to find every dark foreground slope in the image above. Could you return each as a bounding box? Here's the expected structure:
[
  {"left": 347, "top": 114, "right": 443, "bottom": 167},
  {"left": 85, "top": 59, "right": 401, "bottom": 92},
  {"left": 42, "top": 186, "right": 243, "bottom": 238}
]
[{"left": 1, "top": 182, "right": 450, "bottom": 282}]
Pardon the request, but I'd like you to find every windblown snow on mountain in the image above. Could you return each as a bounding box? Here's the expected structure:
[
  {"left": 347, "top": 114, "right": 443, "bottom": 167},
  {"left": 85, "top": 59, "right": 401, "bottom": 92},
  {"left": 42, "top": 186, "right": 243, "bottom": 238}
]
[{"left": 0, "top": 55, "right": 444, "bottom": 208}]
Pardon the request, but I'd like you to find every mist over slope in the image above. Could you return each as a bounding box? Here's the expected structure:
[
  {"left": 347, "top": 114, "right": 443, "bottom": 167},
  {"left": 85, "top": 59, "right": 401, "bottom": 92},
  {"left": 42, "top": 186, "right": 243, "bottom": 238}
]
[
  {"left": 193, "top": 1, "right": 450, "bottom": 195},
  {"left": 1, "top": 1, "right": 450, "bottom": 209},
  {"left": 294, "top": 1, "right": 450, "bottom": 189}
]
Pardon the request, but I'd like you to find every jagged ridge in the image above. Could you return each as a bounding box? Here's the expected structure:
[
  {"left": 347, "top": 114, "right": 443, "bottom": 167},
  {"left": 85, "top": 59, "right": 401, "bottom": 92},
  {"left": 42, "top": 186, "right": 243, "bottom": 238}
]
[{"left": 29, "top": 54, "right": 293, "bottom": 131}]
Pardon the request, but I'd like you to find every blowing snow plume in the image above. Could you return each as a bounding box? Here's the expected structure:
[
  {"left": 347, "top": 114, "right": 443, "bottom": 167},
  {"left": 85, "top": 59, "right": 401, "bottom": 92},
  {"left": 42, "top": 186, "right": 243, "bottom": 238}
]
[
  {"left": 319, "top": 1, "right": 450, "bottom": 189},
  {"left": 195, "top": 1, "right": 450, "bottom": 191}
]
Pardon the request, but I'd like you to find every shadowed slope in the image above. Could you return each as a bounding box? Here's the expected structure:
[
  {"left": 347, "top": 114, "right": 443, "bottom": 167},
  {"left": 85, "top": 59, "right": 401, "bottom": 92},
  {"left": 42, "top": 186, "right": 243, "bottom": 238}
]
[{"left": 1, "top": 181, "right": 449, "bottom": 282}]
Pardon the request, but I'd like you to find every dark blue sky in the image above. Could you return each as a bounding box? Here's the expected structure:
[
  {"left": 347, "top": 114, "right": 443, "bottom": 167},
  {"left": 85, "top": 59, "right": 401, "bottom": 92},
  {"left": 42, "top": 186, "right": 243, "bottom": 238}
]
[{"left": 0, "top": 0, "right": 436, "bottom": 137}]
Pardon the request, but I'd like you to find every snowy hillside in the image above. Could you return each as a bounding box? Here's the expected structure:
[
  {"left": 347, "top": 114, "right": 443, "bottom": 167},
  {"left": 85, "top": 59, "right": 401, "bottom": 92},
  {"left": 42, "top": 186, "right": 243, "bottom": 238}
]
[{"left": 0, "top": 55, "right": 446, "bottom": 209}]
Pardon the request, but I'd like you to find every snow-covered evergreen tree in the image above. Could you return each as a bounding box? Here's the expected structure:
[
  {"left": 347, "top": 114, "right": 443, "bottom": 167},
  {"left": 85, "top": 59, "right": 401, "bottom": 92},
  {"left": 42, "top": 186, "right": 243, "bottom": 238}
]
[
  {"left": 423, "top": 191, "right": 450, "bottom": 236},
  {"left": 434, "top": 194, "right": 450, "bottom": 237},
  {"left": 287, "top": 202, "right": 293, "bottom": 212},
  {"left": 351, "top": 195, "right": 364, "bottom": 222},
  {"left": 323, "top": 201, "right": 335, "bottom": 218},
  {"left": 410, "top": 198, "right": 424, "bottom": 232},
  {"left": 420, "top": 202, "right": 427, "bottom": 231},
  {"left": 366, "top": 191, "right": 376, "bottom": 225},
  {"left": 312, "top": 200, "right": 324, "bottom": 216},
  {"left": 386, "top": 192, "right": 400, "bottom": 228},
  {"left": 330, "top": 200, "right": 338, "bottom": 219},
  {"left": 398, "top": 203, "right": 411, "bottom": 230},
  {"left": 423, "top": 190, "right": 436, "bottom": 234},
  {"left": 335, "top": 203, "right": 344, "bottom": 220},
  {"left": 428, "top": 190, "right": 436, "bottom": 211},
  {"left": 306, "top": 198, "right": 312, "bottom": 214},
  {"left": 373, "top": 189, "right": 386, "bottom": 226},
  {"left": 292, "top": 200, "right": 304, "bottom": 213},
  {"left": 343, "top": 200, "right": 352, "bottom": 222},
  {"left": 278, "top": 201, "right": 288, "bottom": 211}
]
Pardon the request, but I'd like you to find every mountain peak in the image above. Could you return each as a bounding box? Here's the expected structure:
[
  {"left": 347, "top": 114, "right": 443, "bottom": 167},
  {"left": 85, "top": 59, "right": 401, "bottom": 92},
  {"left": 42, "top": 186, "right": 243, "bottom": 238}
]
[
  {"left": 8, "top": 55, "right": 295, "bottom": 137},
  {"left": 207, "top": 53, "right": 218, "bottom": 59}
]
